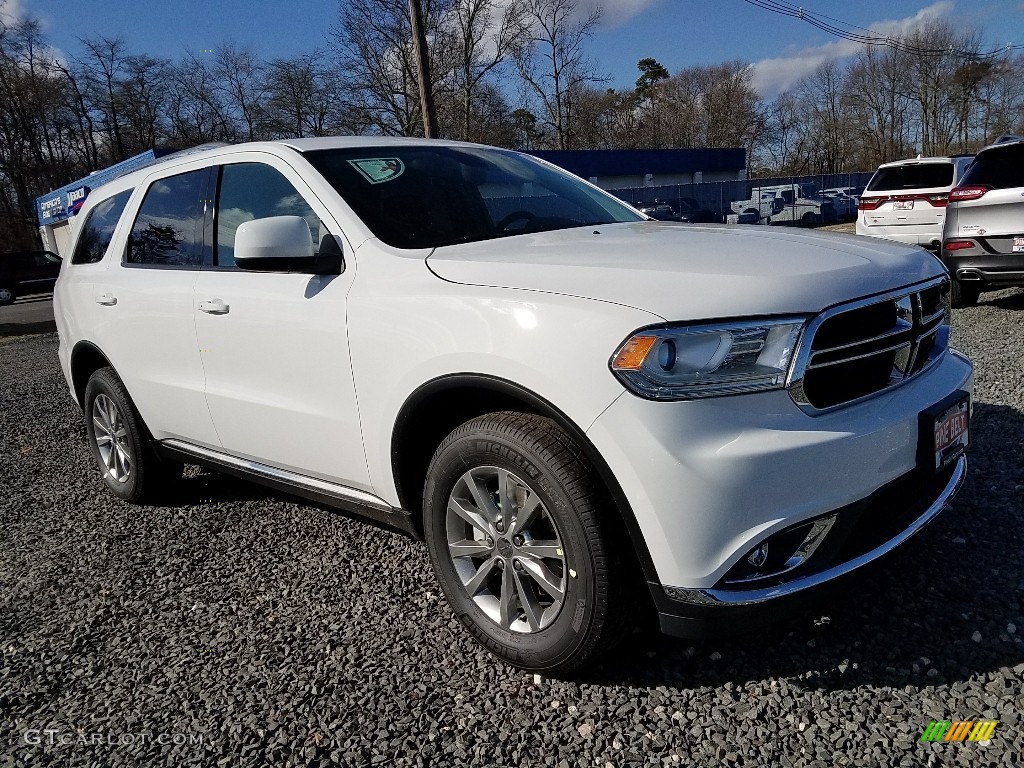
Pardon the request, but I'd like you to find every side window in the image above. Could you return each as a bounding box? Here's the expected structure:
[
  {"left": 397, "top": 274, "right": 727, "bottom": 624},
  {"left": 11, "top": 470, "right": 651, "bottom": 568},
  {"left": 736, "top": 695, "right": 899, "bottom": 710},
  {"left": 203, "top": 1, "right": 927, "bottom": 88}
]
[
  {"left": 127, "top": 170, "right": 209, "bottom": 267},
  {"left": 71, "top": 189, "right": 133, "bottom": 265},
  {"left": 216, "top": 163, "right": 324, "bottom": 268}
]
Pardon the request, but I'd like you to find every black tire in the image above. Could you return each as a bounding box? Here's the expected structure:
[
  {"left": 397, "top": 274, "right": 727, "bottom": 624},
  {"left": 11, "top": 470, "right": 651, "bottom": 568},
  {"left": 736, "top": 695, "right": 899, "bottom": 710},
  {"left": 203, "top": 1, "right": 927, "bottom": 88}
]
[
  {"left": 423, "top": 411, "right": 633, "bottom": 674},
  {"left": 0, "top": 285, "right": 15, "bottom": 306},
  {"left": 83, "top": 367, "right": 183, "bottom": 503},
  {"left": 950, "top": 279, "right": 981, "bottom": 308}
]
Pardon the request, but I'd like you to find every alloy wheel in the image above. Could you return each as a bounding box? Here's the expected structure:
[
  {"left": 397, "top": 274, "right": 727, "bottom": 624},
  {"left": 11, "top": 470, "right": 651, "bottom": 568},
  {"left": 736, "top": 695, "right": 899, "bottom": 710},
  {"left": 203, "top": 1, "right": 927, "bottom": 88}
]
[
  {"left": 91, "top": 393, "right": 133, "bottom": 483},
  {"left": 445, "top": 466, "right": 567, "bottom": 633}
]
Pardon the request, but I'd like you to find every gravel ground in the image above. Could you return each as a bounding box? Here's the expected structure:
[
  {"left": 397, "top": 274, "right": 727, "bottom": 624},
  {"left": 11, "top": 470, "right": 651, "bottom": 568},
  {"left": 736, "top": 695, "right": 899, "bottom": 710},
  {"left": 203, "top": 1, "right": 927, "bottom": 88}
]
[{"left": 2, "top": 292, "right": 1023, "bottom": 768}]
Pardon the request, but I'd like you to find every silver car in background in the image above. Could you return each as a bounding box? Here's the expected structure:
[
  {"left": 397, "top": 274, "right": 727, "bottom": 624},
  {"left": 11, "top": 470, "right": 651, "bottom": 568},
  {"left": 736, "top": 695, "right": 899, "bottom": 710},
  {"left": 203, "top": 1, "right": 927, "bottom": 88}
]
[{"left": 941, "top": 135, "right": 1024, "bottom": 307}]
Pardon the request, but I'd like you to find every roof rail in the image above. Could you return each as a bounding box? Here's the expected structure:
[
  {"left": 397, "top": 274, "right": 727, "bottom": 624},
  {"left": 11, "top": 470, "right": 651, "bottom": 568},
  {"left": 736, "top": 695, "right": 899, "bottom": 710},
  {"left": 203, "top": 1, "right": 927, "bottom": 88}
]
[{"left": 993, "top": 134, "right": 1024, "bottom": 144}]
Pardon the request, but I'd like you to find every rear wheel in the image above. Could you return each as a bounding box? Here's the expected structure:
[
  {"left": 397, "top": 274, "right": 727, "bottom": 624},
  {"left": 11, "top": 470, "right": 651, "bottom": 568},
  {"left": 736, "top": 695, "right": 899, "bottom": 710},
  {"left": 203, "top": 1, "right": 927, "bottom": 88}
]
[
  {"left": 423, "top": 412, "right": 632, "bottom": 674},
  {"left": 950, "top": 279, "right": 981, "bottom": 308},
  {"left": 0, "top": 286, "right": 15, "bottom": 305},
  {"left": 84, "top": 367, "right": 183, "bottom": 503}
]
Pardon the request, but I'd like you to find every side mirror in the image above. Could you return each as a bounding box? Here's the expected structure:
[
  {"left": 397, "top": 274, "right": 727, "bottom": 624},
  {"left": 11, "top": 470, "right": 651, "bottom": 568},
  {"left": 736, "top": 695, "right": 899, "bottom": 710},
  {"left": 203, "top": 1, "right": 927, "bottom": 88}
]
[
  {"left": 235, "top": 216, "right": 315, "bottom": 271},
  {"left": 234, "top": 216, "right": 344, "bottom": 275}
]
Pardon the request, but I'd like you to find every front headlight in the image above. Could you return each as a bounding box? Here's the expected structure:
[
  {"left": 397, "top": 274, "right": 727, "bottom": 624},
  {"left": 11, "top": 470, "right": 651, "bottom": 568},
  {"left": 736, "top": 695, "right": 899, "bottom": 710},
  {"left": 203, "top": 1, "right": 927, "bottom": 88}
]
[{"left": 610, "top": 318, "right": 806, "bottom": 400}]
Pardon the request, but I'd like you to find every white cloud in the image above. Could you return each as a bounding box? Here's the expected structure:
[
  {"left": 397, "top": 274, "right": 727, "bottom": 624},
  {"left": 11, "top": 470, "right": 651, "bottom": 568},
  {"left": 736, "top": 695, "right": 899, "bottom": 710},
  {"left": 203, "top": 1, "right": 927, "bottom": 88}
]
[
  {"left": 750, "top": 0, "right": 955, "bottom": 97},
  {"left": 0, "top": 0, "right": 23, "bottom": 25},
  {"left": 579, "top": 0, "right": 660, "bottom": 27}
]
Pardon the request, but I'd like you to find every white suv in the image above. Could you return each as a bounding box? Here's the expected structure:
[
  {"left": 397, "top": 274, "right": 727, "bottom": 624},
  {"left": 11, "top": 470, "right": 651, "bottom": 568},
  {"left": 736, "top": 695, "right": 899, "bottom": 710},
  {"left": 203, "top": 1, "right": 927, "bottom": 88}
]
[
  {"left": 857, "top": 155, "right": 973, "bottom": 249},
  {"left": 54, "top": 139, "right": 973, "bottom": 673}
]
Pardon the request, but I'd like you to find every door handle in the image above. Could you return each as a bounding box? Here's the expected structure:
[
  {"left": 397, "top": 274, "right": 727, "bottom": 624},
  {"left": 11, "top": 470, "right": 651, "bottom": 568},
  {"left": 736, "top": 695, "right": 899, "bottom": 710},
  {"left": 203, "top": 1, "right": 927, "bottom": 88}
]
[
  {"left": 95, "top": 294, "right": 117, "bottom": 306},
  {"left": 198, "top": 299, "right": 230, "bottom": 315}
]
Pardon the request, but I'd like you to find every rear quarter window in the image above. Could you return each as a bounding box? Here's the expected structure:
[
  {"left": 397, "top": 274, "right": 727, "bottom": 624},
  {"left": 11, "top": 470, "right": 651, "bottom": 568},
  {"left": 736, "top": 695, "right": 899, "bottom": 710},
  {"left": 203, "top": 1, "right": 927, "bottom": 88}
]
[
  {"left": 867, "top": 164, "right": 953, "bottom": 191},
  {"left": 960, "top": 144, "right": 1024, "bottom": 190},
  {"left": 71, "top": 189, "right": 134, "bottom": 265}
]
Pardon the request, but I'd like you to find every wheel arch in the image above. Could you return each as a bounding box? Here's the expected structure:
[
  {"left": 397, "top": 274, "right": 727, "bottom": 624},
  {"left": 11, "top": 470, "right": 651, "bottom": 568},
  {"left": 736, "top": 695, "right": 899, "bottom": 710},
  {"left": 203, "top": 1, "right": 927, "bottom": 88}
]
[
  {"left": 391, "top": 373, "right": 660, "bottom": 583},
  {"left": 70, "top": 340, "right": 113, "bottom": 407}
]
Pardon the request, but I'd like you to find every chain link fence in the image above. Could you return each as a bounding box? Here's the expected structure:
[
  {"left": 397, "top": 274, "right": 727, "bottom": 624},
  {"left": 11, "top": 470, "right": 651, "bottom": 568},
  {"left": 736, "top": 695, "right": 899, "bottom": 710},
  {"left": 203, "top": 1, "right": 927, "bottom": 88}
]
[{"left": 607, "top": 172, "right": 874, "bottom": 226}]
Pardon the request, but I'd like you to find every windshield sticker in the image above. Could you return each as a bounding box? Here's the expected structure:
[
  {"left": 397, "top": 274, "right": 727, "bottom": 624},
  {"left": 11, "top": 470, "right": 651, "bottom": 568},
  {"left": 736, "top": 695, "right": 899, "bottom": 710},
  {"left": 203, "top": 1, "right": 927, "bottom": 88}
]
[{"left": 347, "top": 158, "right": 405, "bottom": 184}]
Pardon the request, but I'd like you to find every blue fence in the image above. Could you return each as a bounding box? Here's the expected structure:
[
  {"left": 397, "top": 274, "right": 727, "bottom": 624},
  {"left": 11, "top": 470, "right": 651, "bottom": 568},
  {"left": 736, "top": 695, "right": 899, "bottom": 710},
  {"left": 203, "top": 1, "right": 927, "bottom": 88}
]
[{"left": 607, "top": 172, "right": 874, "bottom": 225}]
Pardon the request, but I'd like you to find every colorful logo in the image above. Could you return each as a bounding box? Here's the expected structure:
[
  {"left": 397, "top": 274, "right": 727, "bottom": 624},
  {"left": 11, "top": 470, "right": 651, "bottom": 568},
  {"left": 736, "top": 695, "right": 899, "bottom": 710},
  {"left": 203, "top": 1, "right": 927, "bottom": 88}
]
[
  {"left": 347, "top": 158, "right": 405, "bottom": 184},
  {"left": 920, "top": 720, "right": 997, "bottom": 743}
]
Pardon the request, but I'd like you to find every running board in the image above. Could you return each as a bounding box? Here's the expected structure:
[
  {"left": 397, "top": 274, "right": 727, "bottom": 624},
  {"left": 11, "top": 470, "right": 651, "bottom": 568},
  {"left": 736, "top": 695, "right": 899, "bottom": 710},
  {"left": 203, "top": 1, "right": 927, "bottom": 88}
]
[{"left": 157, "top": 439, "right": 419, "bottom": 538}]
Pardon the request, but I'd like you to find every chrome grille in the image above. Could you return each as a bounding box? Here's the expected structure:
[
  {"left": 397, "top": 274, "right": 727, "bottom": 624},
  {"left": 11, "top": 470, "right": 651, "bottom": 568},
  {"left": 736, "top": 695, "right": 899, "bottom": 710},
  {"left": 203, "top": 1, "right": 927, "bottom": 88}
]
[{"left": 789, "top": 277, "right": 950, "bottom": 412}]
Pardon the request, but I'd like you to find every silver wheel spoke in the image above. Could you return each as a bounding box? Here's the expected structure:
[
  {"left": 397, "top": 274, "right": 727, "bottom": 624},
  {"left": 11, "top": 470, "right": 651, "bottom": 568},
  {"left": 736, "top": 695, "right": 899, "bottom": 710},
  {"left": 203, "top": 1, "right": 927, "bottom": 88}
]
[
  {"left": 464, "top": 557, "right": 497, "bottom": 596},
  {"left": 498, "top": 564, "right": 517, "bottom": 628},
  {"left": 95, "top": 434, "right": 113, "bottom": 448},
  {"left": 508, "top": 491, "right": 541, "bottom": 536},
  {"left": 449, "top": 539, "right": 492, "bottom": 558},
  {"left": 466, "top": 473, "right": 501, "bottom": 525},
  {"left": 92, "top": 394, "right": 132, "bottom": 483},
  {"left": 93, "top": 416, "right": 110, "bottom": 436},
  {"left": 513, "top": 568, "right": 543, "bottom": 632},
  {"left": 518, "top": 540, "right": 562, "bottom": 559},
  {"left": 448, "top": 497, "right": 491, "bottom": 537},
  {"left": 519, "top": 555, "right": 564, "bottom": 601}
]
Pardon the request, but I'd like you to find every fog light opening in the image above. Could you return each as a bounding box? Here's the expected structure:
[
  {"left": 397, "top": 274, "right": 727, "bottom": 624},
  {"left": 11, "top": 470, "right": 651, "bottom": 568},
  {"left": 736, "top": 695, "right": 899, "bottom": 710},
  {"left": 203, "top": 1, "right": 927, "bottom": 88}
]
[{"left": 747, "top": 542, "right": 769, "bottom": 568}]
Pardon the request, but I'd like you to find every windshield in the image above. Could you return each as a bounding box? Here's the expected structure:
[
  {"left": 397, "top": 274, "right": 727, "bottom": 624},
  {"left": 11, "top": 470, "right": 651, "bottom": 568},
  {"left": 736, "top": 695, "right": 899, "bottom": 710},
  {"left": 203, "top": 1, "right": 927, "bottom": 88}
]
[
  {"left": 867, "top": 163, "right": 953, "bottom": 191},
  {"left": 304, "top": 146, "right": 644, "bottom": 249}
]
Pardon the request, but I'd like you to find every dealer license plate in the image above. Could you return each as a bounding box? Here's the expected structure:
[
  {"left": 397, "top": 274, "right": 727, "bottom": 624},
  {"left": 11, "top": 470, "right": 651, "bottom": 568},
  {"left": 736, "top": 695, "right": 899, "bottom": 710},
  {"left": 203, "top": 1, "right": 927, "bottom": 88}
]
[
  {"left": 894, "top": 199, "right": 914, "bottom": 210},
  {"left": 920, "top": 393, "right": 970, "bottom": 472},
  {"left": 1013, "top": 236, "right": 1024, "bottom": 252}
]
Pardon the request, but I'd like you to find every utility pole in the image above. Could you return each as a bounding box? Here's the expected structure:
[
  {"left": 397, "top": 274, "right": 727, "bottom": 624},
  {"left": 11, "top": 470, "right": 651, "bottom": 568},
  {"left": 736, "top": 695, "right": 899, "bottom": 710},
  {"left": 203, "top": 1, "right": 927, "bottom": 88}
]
[{"left": 409, "top": 0, "right": 438, "bottom": 138}]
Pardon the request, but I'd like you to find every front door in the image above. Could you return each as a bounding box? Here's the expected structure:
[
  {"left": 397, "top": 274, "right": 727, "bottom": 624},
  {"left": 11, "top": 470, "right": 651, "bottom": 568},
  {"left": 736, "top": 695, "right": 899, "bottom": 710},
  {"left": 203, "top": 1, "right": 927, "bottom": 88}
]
[{"left": 193, "top": 157, "right": 370, "bottom": 491}]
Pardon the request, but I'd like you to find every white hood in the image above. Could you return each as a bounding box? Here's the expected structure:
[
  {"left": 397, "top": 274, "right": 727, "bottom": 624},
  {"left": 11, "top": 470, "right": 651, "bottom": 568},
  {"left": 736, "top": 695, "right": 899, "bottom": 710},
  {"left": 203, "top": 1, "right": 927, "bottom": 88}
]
[{"left": 426, "top": 222, "right": 946, "bottom": 321}]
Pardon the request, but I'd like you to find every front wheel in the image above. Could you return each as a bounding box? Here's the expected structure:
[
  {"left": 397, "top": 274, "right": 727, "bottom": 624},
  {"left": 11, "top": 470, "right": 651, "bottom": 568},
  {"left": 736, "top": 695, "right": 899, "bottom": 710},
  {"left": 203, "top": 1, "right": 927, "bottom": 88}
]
[
  {"left": 0, "top": 286, "right": 15, "bottom": 305},
  {"left": 423, "top": 412, "right": 631, "bottom": 674}
]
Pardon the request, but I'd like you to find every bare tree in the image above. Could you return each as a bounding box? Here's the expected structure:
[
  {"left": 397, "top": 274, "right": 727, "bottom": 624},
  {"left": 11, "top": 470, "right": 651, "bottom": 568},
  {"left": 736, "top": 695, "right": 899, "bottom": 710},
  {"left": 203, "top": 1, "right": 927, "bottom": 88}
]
[
  {"left": 444, "top": 0, "right": 529, "bottom": 141},
  {"left": 514, "top": 0, "right": 604, "bottom": 149}
]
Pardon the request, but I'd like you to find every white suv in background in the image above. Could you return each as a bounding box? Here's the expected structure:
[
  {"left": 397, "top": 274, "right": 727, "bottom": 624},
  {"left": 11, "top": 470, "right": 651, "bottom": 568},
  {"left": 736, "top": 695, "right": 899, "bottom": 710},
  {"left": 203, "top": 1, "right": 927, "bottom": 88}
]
[
  {"left": 857, "top": 155, "right": 974, "bottom": 249},
  {"left": 54, "top": 139, "right": 973, "bottom": 674}
]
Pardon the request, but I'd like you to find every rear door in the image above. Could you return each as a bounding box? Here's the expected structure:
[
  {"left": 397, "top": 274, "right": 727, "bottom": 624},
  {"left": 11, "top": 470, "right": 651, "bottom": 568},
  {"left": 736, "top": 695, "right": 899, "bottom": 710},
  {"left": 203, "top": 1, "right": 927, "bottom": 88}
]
[
  {"left": 860, "top": 161, "right": 953, "bottom": 230},
  {"left": 89, "top": 166, "right": 220, "bottom": 446},
  {"left": 949, "top": 143, "right": 1024, "bottom": 253}
]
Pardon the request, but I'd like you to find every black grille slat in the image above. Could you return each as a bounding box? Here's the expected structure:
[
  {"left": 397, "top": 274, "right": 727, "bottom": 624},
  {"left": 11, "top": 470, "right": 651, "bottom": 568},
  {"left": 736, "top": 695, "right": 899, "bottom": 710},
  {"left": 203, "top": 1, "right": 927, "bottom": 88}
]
[{"left": 792, "top": 279, "right": 950, "bottom": 411}]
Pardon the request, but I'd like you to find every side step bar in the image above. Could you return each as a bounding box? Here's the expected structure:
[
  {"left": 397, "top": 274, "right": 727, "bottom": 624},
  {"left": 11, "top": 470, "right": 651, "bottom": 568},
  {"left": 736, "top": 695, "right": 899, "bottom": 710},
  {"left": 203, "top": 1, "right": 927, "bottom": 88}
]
[{"left": 157, "top": 439, "right": 419, "bottom": 538}]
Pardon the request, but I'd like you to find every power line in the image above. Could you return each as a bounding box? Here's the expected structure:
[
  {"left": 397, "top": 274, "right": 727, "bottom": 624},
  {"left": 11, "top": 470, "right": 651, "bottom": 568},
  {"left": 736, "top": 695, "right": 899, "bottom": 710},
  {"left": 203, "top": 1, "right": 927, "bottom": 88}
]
[{"left": 741, "top": 0, "right": 1024, "bottom": 58}]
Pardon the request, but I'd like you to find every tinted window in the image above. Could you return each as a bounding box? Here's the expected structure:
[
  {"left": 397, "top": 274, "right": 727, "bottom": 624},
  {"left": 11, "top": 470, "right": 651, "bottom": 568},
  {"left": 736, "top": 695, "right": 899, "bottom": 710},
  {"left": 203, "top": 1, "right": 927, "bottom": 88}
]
[
  {"left": 960, "top": 144, "right": 1024, "bottom": 190},
  {"left": 127, "top": 171, "right": 208, "bottom": 267},
  {"left": 71, "top": 189, "right": 133, "bottom": 265},
  {"left": 867, "top": 164, "right": 953, "bottom": 191},
  {"left": 216, "top": 163, "right": 324, "bottom": 268},
  {"left": 304, "top": 146, "right": 642, "bottom": 249}
]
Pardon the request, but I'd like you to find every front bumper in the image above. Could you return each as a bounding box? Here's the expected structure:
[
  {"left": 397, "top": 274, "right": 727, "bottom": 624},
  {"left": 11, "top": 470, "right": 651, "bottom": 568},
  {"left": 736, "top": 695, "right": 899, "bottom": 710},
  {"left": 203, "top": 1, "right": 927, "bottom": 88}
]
[
  {"left": 652, "top": 456, "right": 964, "bottom": 638},
  {"left": 586, "top": 348, "right": 973, "bottom": 634}
]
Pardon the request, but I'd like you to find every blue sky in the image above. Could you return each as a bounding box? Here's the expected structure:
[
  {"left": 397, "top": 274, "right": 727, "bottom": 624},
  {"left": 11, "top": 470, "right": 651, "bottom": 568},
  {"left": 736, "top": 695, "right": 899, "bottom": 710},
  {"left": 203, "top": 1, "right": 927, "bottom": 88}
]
[{"left": 11, "top": 0, "right": 1024, "bottom": 97}]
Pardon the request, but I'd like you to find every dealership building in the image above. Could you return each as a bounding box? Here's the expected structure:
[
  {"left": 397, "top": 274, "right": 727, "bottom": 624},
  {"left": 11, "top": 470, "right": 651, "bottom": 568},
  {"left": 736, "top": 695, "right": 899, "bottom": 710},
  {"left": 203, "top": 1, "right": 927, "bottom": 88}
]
[{"left": 34, "top": 149, "right": 175, "bottom": 255}]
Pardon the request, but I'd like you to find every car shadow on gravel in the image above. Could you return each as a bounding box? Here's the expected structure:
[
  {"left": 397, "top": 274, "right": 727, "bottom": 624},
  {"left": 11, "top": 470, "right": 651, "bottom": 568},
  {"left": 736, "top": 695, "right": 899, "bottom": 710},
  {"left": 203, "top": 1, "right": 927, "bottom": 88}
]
[
  {"left": 985, "top": 288, "right": 1024, "bottom": 310},
  {"left": 582, "top": 400, "right": 1024, "bottom": 692}
]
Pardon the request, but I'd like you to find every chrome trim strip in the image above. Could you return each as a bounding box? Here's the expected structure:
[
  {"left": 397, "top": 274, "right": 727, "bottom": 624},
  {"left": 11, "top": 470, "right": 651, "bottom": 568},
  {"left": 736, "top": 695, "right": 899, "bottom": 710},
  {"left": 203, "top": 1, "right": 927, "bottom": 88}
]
[
  {"left": 161, "top": 439, "right": 395, "bottom": 512},
  {"left": 663, "top": 456, "right": 966, "bottom": 607},
  {"left": 787, "top": 276, "right": 949, "bottom": 414}
]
